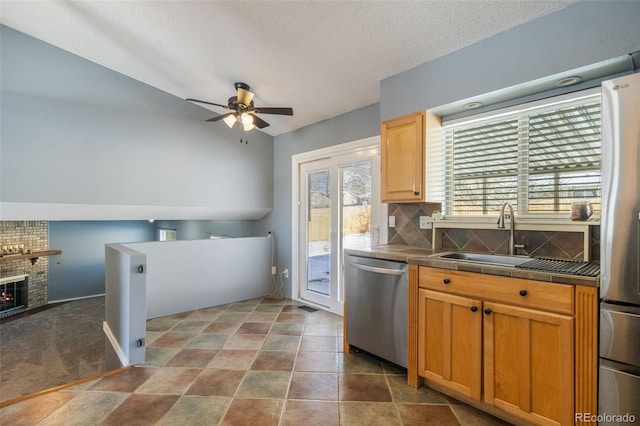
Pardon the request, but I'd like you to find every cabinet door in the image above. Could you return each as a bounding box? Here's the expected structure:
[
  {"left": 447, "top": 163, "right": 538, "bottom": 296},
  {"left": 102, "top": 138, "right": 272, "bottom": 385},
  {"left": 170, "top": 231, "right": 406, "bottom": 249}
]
[
  {"left": 418, "top": 289, "right": 482, "bottom": 400},
  {"left": 381, "top": 112, "right": 425, "bottom": 202},
  {"left": 483, "top": 302, "right": 574, "bottom": 426}
]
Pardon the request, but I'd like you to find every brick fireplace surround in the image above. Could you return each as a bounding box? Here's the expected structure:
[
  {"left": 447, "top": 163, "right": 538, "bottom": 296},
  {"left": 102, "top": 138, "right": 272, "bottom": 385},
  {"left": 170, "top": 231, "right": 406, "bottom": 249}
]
[{"left": 0, "top": 221, "right": 50, "bottom": 311}]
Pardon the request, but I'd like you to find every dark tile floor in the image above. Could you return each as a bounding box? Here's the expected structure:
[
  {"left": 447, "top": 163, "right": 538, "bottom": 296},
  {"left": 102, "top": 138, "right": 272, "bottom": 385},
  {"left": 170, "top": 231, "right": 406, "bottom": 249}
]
[{"left": 0, "top": 296, "right": 510, "bottom": 425}]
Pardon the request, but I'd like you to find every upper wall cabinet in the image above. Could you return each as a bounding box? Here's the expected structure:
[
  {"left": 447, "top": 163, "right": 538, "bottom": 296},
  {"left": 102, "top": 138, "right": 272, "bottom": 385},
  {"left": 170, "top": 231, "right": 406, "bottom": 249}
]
[{"left": 380, "top": 111, "right": 441, "bottom": 203}]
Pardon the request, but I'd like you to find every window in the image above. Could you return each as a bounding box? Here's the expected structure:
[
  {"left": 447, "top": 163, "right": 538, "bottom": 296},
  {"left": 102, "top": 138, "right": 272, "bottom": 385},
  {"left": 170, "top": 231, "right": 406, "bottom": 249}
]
[
  {"left": 443, "top": 92, "right": 601, "bottom": 216},
  {"left": 158, "top": 229, "right": 176, "bottom": 241}
]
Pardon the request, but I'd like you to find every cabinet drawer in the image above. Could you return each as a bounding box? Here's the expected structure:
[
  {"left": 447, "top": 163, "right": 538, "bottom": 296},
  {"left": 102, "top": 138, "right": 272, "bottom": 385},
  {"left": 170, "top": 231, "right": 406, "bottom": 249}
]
[{"left": 419, "top": 266, "right": 574, "bottom": 315}]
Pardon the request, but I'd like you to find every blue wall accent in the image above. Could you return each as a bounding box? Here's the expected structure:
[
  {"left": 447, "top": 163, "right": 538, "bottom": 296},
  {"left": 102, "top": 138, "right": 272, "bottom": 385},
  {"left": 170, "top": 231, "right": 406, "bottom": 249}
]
[
  {"left": 153, "top": 220, "right": 262, "bottom": 240},
  {"left": 48, "top": 221, "right": 155, "bottom": 301},
  {"left": 1, "top": 25, "right": 274, "bottom": 221},
  {"left": 380, "top": 1, "right": 640, "bottom": 120}
]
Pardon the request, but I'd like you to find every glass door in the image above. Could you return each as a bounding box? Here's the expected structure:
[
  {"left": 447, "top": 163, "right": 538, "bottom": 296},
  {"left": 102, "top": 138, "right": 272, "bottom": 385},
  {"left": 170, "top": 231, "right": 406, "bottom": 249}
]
[
  {"left": 298, "top": 149, "right": 379, "bottom": 312},
  {"left": 300, "top": 159, "right": 336, "bottom": 308},
  {"left": 341, "top": 161, "right": 373, "bottom": 252}
]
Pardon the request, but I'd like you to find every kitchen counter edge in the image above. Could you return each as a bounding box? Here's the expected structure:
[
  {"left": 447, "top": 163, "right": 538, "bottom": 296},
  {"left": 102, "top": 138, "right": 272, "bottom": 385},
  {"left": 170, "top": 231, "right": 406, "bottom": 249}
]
[{"left": 345, "top": 245, "right": 599, "bottom": 288}]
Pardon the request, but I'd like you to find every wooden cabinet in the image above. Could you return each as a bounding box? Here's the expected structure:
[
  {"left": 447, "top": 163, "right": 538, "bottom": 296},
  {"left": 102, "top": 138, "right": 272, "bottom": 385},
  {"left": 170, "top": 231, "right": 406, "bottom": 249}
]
[
  {"left": 412, "top": 266, "right": 596, "bottom": 425},
  {"left": 484, "top": 301, "right": 574, "bottom": 426},
  {"left": 419, "top": 267, "right": 574, "bottom": 315},
  {"left": 418, "top": 289, "right": 482, "bottom": 400},
  {"left": 379, "top": 111, "right": 424, "bottom": 202},
  {"left": 380, "top": 111, "right": 442, "bottom": 203}
]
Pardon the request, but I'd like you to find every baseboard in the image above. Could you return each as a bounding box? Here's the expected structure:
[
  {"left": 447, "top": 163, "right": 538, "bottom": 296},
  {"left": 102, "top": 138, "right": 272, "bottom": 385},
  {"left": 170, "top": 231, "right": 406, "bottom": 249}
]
[{"left": 48, "top": 293, "right": 105, "bottom": 304}]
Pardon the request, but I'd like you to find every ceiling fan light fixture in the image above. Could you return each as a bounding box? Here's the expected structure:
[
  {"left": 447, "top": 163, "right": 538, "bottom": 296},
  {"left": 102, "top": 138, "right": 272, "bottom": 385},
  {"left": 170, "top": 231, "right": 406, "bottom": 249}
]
[
  {"left": 240, "top": 112, "right": 254, "bottom": 126},
  {"left": 187, "top": 82, "right": 293, "bottom": 131},
  {"left": 223, "top": 114, "right": 237, "bottom": 128}
]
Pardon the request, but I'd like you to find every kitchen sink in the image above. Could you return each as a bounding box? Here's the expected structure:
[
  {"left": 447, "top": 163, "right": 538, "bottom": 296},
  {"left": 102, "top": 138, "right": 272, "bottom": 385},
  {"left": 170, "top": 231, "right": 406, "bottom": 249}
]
[{"left": 428, "top": 251, "right": 532, "bottom": 267}]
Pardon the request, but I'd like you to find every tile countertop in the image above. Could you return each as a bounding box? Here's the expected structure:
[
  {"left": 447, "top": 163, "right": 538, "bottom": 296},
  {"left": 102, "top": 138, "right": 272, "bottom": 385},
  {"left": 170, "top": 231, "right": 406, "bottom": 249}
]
[{"left": 344, "top": 245, "right": 599, "bottom": 288}]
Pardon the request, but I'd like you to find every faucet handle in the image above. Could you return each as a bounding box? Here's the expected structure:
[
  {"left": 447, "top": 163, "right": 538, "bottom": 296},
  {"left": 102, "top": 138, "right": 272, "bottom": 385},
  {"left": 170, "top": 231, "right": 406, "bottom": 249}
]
[{"left": 514, "top": 236, "right": 526, "bottom": 250}]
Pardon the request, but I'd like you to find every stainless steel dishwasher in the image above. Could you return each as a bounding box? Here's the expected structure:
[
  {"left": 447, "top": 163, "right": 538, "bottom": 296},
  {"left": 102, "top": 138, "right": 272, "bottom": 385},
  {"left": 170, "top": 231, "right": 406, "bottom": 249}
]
[{"left": 345, "top": 254, "right": 408, "bottom": 368}]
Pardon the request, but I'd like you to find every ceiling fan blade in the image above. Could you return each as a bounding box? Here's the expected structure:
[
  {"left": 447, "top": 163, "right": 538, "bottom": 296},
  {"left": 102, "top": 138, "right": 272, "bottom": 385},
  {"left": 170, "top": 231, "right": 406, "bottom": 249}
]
[
  {"left": 206, "top": 112, "right": 236, "bottom": 122},
  {"left": 251, "top": 114, "right": 270, "bottom": 129},
  {"left": 254, "top": 107, "right": 293, "bottom": 116},
  {"left": 186, "top": 98, "right": 230, "bottom": 109},
  {"left": 236, "top": 87, "right": 254, "bottom": 107}
]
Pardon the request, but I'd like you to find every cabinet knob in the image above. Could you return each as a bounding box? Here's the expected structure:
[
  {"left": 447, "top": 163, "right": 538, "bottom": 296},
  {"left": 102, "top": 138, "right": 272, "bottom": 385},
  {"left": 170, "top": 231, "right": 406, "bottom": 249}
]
[
  {"left": 443, "top": 278, "right": 450, "bottom": 284},
  {"left": 484, "top": 308, "right": 492, "bottom": 315},
  {"left": 470, "top": 306, "right": 478, "bottom": 312},
  {"left": 414, "top": 191, "right": 420, "bottom": 196},
  {"left": 519, "top": 290, "right": 528, "bottom": 297}
]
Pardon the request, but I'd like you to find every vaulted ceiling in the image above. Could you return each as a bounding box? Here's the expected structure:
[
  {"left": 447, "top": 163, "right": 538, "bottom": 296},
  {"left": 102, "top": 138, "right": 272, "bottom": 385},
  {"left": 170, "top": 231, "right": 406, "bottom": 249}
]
[{"left": 0, "top": 1, "right": 577, "bottom": 136}]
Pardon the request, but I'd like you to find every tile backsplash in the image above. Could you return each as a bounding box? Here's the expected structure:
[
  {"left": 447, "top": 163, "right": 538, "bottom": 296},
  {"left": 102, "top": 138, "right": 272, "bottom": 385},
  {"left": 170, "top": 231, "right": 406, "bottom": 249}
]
[
  {"left": 440, "top": 227, "right": 599, "bottom": 261},
  {"left": 387, "top": 203, "right": 600, "bottom": 261},
  {"left": 387, "top": 203, "right": 442, "bottom": 248}
]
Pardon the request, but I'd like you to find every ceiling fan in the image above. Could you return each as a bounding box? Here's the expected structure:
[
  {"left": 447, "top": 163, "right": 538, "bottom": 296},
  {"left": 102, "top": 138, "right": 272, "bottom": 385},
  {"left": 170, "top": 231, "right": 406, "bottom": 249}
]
[{"left": 186, "top": 82, "right": 293, "bottom": 131}]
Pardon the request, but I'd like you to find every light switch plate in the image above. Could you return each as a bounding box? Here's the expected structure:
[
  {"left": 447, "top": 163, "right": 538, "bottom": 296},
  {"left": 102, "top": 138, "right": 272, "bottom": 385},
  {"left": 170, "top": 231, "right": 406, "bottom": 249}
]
[{"left": 388, "top": 215, "right": 396, "bottom": 227}]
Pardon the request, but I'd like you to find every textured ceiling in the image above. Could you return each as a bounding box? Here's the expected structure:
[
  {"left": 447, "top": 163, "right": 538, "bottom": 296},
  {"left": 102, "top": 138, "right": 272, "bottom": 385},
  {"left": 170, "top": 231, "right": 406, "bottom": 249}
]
[{"left": 0, "top": 1, "right": 577, "bottom": 136}]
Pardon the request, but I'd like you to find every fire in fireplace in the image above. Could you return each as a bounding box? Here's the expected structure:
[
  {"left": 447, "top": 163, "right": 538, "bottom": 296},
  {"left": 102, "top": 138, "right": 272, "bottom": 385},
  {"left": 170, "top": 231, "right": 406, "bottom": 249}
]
[{"left": 0, "top": 274, "right": 28, "bottom": 317}]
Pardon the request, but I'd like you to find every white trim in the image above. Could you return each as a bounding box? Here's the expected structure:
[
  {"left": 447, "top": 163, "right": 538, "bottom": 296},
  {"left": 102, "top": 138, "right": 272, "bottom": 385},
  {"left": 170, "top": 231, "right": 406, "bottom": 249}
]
[
  {"left": 291, "top": 136, "right": 380, "bottom": 307},
  {"left": 48, "top": 293, "right": 105, "bottom": 304},
  {"left": 434, "top": 217, "right": 600, "bottom": 226},
  {"left": 103, "top": 320, "right": 129, "bottom": 367},
  {"left": 444, "top": 87, "right": 600, "bottom": 127},
  {"left": 0, "top": 274, "right": 28, "bottom": 285},
  {"left": 291, "top": 136, "right": 379, "bottom": 164},
  {"left": 0, "top": 202, "right": 271, "bottom": 221}
]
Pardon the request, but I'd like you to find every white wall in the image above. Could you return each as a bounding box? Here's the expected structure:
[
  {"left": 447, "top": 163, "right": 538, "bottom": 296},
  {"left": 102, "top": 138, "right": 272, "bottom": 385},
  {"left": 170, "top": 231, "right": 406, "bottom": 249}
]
[
  {"left": 122, "top": 236, "right": 274, "bottom": 319},
  {"left": 104, "top": 236, "right": 274, "bottom": 366}
]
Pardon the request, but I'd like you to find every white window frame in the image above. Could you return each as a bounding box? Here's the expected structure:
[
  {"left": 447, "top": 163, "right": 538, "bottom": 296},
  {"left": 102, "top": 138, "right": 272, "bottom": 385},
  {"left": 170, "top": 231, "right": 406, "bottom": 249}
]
[
  {"left": 442, "top": 88, "right": 601, "bottom": 219},
  {"left": 290, "top": 136, "right": 385, "bottom": 314}
]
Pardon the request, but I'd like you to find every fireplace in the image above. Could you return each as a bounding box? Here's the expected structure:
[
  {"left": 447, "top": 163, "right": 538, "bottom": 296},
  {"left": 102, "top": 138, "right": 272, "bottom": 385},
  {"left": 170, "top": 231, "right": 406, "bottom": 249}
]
[{"left": 0, "top": 274, "right": 28, "bottom": 318}]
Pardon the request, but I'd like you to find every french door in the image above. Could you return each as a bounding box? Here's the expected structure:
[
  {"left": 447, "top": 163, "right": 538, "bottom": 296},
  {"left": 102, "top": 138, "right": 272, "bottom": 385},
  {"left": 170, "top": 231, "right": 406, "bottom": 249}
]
[{"left": 298, "top": 147, "right": 380, "bottom": 313}]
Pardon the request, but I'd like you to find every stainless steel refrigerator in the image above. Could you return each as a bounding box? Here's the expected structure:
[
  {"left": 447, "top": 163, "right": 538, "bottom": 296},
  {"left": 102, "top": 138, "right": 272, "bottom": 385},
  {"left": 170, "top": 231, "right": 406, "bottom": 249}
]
[{"left": 599, "top": 72, "right": 640, "bottom": 424}]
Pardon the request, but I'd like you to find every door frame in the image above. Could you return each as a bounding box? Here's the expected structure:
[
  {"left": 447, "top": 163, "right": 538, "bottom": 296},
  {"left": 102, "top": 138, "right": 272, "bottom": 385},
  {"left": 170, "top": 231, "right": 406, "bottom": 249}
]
[{"left": 291, "top": 136, "right": 387, "bottom": 314}]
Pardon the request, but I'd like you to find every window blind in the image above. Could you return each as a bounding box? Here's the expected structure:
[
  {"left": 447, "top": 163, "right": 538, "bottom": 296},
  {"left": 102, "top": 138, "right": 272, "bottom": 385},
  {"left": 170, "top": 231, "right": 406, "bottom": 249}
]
[
  {"left": 444, "top": 94, "right": 601, "bottom": 216},
  {"left": 526, "top": 99, "right": 601, "bottom": 212}
]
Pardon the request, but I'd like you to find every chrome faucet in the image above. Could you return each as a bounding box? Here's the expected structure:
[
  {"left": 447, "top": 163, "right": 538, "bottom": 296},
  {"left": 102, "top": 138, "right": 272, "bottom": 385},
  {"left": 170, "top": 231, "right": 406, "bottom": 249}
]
[{"left": 497, "top": 202, "right": 525, "bottom": 255}]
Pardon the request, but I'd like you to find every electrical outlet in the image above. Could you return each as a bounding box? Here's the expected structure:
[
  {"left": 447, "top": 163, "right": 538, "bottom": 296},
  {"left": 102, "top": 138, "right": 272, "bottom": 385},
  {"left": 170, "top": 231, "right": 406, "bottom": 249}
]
[
  {"left": 388, "top": 215, "right": 396, "bottom": 227},
  {"left": 283, "top": 269, "right": 289, "bottom": 279},
  {"left": 419, "top": 216, "right": 433, "bottom": 229},
  {"left": 271, "top": 266, "right": 277, "bottom": 275}
]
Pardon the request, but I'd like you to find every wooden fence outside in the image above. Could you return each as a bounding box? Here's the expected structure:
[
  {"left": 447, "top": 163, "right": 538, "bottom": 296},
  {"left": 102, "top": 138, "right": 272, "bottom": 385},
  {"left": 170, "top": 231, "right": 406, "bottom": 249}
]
[{"left": 308, "top": 205, "right": 370, "bottom": 242}]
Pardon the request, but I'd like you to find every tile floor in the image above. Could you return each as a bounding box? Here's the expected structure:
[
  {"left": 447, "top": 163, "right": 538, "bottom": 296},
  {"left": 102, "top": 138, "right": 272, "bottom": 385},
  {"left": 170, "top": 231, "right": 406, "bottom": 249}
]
[{"left": 0, "top": 296, "right": 509, "bottom": 425}]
